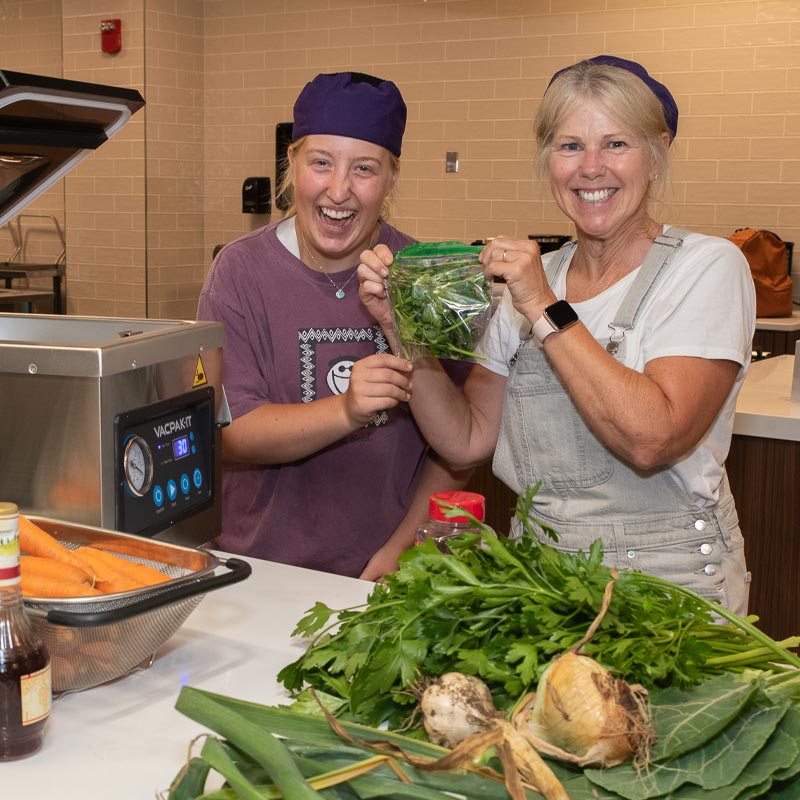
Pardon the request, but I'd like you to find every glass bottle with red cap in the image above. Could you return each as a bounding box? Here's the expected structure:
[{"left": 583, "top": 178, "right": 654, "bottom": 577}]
[{"left": 415, "top": 490, "right": 489, "bottom": 553}]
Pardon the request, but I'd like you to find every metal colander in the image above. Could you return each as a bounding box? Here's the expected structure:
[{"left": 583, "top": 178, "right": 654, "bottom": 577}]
[{"left": 22, "top": 516, "right": 251, "bottom": 694}]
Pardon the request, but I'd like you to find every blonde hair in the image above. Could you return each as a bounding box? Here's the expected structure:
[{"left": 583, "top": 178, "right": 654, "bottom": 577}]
[
  {"left": 534, "top": 62, "right": 670, "bottom": 197},
  {"left": 276, "top": 136, "right": 400, "bottom": 219}
]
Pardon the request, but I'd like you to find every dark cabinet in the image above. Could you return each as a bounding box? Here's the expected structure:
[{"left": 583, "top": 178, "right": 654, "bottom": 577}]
[
  {"left": 726, "top": 433, "right": 800, "bottom": 642},
  {"left": 752, "top": 326, "right": 800, "bottom": 358}
]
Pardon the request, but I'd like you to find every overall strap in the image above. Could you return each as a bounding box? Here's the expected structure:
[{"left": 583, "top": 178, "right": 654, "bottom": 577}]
[
  {"left": 606, "top": 226, "right": 689, "bottom": 355},
  {"left": 544, "top": 239, "right": 578, "bottom": 283}
]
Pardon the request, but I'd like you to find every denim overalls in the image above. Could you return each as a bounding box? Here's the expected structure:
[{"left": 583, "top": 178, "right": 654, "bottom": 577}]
[{"left": 493, "top": 228, "right": 750, "bottom": 614}]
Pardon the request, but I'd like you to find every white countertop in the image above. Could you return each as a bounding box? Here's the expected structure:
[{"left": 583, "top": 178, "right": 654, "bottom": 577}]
[
  {"left": 733, "top": 354, "right": 800, "bottom": 441},
  {"left": 7, "top": 555, "right": 372, "bottom": 799},
  {"left": 754, "top": 307, "right": 800, "bottom": 331}
]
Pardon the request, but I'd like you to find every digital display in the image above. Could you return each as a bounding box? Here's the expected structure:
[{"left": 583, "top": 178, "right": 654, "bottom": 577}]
[{"left": 172, "top": 435, "right": 190, "bottom": 459}]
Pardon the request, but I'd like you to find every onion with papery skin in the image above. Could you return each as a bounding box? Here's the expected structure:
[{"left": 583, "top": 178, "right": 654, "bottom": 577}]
[{"left": 522, "top": 651, "right": 655, "bottom": 768}]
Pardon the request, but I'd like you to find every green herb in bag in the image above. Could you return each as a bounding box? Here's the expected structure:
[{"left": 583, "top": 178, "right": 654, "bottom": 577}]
[{"left": 387, "top": 242, "right": 492, "bottom": 361}]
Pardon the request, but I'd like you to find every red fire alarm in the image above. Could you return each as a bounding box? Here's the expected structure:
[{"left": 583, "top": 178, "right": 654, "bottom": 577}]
[{"left": 100, "top": 19, "right": 122, "bottom": 54}]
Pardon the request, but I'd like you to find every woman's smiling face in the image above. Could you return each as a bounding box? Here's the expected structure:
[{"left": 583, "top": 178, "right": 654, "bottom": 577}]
[
  {"left": 290, "top": 134, "right": 397, "bottom": 268},
  {"left": 548, "top": 100, "right": 660, "bottom": 242}
]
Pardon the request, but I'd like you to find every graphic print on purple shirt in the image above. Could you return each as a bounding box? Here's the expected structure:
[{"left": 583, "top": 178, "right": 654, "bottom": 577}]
[{"left": 299, "top": 325, "right": 390, "bottom": 426}]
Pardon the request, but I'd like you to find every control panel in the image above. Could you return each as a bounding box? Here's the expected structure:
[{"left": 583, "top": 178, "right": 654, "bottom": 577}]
[{"left": 114, "top": 387, "right": 215, "bottom": 536}]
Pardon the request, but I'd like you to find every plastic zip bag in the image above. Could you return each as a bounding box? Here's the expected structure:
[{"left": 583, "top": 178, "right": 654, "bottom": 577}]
[{"left": 387, "top": 241, "right": 493, "bottom": 361}]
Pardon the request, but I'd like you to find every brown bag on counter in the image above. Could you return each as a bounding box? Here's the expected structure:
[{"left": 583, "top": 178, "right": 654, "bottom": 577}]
[{"left": 728, "top": 228, "right": 793, "bottom": 317}]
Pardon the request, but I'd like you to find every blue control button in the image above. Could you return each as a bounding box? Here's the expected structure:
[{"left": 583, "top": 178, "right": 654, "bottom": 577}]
[
  {"left": 167, "top": 480, "right": 178, "bottom": 501},
  {"left": 180, "top": 473, "right": 191, "bottom": 495},
  {"left": 193, "top": 468, "right": 203, "bottom": 489},
  {"left": 153, "top": 485, "right": 164, "bottom": 507},
  {"left": 190, "top": 431, "right": 195, "bottom": 441}
]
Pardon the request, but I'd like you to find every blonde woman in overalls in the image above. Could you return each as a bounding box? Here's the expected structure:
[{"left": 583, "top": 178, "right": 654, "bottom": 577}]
[{"left": 358, "top": 56, "right": 755, "bottom": 614}]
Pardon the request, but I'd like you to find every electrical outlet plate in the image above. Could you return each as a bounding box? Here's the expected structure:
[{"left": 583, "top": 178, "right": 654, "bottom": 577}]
[{"left": 446, "top": 151, "right": 459, "bottom": 173}]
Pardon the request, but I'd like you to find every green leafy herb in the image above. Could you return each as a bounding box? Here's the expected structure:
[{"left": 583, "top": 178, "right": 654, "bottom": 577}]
[
  {"left": 387, "top": 241, "right": 492, "bottom": 360},
  {"left": 277, "top": 486, "right": 800, "bottom": 730}
]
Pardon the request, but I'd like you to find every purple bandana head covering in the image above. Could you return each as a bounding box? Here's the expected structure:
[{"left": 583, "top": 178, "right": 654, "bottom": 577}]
[
  {"left": 292, "top": 71, "right": 407, "bottom": 157},
  {"left": 547, "top": 55, "right": 679, "bottom": 141}
]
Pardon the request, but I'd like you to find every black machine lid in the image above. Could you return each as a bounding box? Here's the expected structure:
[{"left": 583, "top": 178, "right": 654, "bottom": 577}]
[{"left": 0, "top": 69, "right": 144, "bottom": 227}]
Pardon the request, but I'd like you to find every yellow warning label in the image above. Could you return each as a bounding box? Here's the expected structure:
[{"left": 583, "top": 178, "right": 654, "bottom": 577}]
[{"left": 193, "top": 354, "right": 207, "bottom": 387}]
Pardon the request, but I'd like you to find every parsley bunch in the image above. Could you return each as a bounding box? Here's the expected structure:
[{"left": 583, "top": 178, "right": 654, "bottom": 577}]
[
  {"left": 278, "top": 488, "right": 800, "bottom": 730},
  {"left": 387, "top": 241, "right": 492, "bottom": 361}
]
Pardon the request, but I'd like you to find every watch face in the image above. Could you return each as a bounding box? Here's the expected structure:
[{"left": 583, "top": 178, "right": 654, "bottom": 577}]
[{"left": 546, "top": 300, "right": 579, "bottom": 329}]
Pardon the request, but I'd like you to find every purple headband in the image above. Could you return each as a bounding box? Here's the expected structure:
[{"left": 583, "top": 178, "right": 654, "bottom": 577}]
[
  {"left": 547, "top": 55, "right": 678, "bottom": 141},
  {"left": 292, "top": 71, "right": 407, "bottom": 157}
]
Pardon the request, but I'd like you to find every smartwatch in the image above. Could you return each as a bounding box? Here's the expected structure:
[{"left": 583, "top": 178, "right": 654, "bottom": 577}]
[{"left": 532, "top": 300, "right": 579, "bottom": 343}]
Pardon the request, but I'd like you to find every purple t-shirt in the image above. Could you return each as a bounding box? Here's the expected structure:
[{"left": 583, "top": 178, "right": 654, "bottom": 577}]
[{"left": 198, "top": 219, "right": 424, "bottom": 577}]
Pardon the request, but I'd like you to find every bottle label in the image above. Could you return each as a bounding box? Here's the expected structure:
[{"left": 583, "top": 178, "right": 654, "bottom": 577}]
[
  {"left": 20, "top": 664, "right": 52, "bottom": 725},
  {"left": 0, "top": 511, "right": 20, "bottom": 588}
]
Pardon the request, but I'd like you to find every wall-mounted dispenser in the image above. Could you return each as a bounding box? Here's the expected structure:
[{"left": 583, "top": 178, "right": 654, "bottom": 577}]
[{"left": 242, "top": 177, "right": 271, "bottom": 214}]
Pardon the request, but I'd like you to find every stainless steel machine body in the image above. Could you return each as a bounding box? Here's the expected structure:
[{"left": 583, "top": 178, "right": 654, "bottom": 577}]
[{"left": 0, "top": 314, "right": 224, "bottom": 546}]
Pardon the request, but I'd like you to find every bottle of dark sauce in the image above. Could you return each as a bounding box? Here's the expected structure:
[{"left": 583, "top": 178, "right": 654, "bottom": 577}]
[{"left": 0, "top": 502, "right": 51, "bottom": 760}]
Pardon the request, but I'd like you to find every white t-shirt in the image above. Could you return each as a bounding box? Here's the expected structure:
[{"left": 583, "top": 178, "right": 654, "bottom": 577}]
[{"left": 476, "top": 228, "right": 756, "bottom": 505}]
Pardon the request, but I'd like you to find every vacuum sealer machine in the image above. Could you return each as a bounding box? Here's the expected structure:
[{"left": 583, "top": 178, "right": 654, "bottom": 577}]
[{"left": 0, "top": 70, "right": 225, "bottom": 546}]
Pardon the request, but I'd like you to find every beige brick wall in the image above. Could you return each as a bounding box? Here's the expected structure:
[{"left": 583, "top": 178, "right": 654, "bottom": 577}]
[
  {"left": 203, "top": 0, "right": 800, "bottom": 297},
  {"left": 1, "top": 1, "right": 799, "bottom": 317},
  {"left": 62, "top": 0, "right": 147, "bottom": 317},
  {"left": 144, "top": 0, "right": 204, "bottom": 320}
]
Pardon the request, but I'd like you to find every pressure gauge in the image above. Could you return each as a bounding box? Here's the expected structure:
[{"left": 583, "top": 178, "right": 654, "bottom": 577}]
[{"left": 123, "top": 435, "right": 153, "bottom": 497}]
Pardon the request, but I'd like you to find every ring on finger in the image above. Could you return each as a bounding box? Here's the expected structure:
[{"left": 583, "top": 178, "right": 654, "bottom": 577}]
[{"left": 502, "top": 249, "right": 507, "bottom": 262}]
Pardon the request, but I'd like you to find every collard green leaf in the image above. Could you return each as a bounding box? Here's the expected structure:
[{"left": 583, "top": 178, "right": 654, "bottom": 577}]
[
  {"left": 768, "top": 773, "right": 800, "bottom": 799},
  {"left": 558, "top": 771, "right": 620, "bottom": 799},
  {"left": 649, "top": 673, "right": 758, "bottom": 760},
  {"left": 665, "top": 709, "right": 799, "bottom": 799},
  {"left": 771, "top": 706, "right": 800, "bottom": 782},
  {"left": 586, "top": 701, "right": 789, "bottom": 799}
]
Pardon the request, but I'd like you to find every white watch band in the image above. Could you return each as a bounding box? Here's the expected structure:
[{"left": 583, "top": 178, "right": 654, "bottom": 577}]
[{"left": 532, "top": 313, "right": 557, "bottom": 343}]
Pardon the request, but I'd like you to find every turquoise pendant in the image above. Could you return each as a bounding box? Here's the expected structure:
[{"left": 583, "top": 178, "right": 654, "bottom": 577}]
[{"left": 335, "top": 289, "right": 345, "bottom": 299}]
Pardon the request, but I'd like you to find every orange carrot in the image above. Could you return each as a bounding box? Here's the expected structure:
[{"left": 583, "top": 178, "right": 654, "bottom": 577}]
[
  {"left": 81, "top": 546, "right": 169, "bottom": 587},
  {"left": 18, "top": 515, "right": 95, "bottom": 582},
  {"left": 94, "top": 579, "right": 139, "bottom": 595},
  {"left": 21, "top": 555, "right": 93, "bottom": 587},
  {"left": 73, "top": 547, "right": 140, "bottom": 592},
  {"left": 21, "top": 573, "right": 102, "bottom": 598}
]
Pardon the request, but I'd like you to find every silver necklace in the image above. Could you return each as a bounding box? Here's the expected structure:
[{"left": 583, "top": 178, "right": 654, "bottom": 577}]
[{"left": 298, "top": 228, "right": 358, "bottom": 299}]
